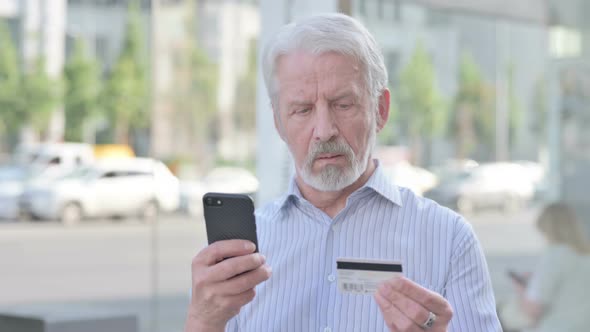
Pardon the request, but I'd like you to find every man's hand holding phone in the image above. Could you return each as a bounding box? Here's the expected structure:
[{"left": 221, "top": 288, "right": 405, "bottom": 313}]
[{"left": 185, "top": 239, "right": 272, "bottom": 332}]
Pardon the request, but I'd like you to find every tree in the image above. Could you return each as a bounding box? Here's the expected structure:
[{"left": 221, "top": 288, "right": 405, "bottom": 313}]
[
  {"left": 0, "top": 21, "right": 60, "bottom": 143},
  {"left": 64, "top": 39, "right": 101, "bottom": 142},
  {"left": 397, "top": 42, "right": 446, "bottom": 166},
  {"left": 20, "top": 58, "right": 62, "bottom": 138},
  {"left": 171, "top": 0, "right": 218, "bottom": 166},
  {"left": 0, "top": 21, "right": 22, "bottom": 137},
  {"left": 452, "top": 52, "right": 495, "bottom": 159},
  {"left": 101, "top": 1, "right": 148, "bottom": 144}
]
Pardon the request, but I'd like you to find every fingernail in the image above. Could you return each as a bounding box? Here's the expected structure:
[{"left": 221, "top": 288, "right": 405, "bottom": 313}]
[
  {"left": 260, "top": 254, "right": 266, "bottom": 264},
  {"left": 245, "top": 242, "right": 256, "bottom": 251}
]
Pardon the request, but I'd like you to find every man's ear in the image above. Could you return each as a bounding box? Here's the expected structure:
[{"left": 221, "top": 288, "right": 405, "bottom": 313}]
[
  {"left": 273, "top": 107, "right": 286, "bottom": 141},
  {"left": 375, "top": 88, "right": 391, "bottom": 132}
]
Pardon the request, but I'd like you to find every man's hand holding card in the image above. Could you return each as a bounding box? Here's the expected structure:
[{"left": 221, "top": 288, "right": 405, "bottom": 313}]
[{"left": 337, "top": 258, "right": 453, "bottom": 331}]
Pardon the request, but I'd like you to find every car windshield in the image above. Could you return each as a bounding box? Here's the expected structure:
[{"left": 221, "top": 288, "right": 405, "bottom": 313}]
[
  {"left": 0, "top": 165, "right": 27, "bottom": 182},
  {"left": 59, "top": 167, "right": 98, "bottom": 180}
]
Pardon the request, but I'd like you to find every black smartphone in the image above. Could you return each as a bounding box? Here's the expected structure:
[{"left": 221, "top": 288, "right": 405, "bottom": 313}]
[
  {"left": 507, "top": 270, "right": 527, "bottom": 286},
  {"left": 202, "top": 192, "right": 258, "bottom": 252}
]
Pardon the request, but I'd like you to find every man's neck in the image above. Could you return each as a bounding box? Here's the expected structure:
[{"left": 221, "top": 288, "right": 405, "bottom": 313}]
[{"left": 296, "top": 159, "right": 377, "bottom": 218}]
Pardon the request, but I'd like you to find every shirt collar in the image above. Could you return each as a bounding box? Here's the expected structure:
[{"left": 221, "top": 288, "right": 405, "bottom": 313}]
[
  {"left": 277, "top": 159, "right": 403, "bottom": 209},
  {"left": 362, "top": 160, "right": 403, "bottom": 207}
]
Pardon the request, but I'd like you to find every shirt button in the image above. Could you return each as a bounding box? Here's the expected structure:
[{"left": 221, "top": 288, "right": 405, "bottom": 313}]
[
  {"left": 323, "top": 327, "right": 332, "bottom": 332},
  {"left": 327, "top": 274, "right": 336, "bottom": 282}
]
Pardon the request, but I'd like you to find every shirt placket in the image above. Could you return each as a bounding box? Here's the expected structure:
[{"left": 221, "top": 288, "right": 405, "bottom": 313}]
[{"left": 304, "top": 205, "right": 333, "bottom": 332}]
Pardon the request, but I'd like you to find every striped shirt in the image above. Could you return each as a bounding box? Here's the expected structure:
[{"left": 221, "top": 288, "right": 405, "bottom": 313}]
[{"left": 227, "top": 161, "right": 501, "bottom": 331}]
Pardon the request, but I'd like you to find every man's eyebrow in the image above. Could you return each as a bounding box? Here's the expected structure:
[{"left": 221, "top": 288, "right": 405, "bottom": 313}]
[
  {"left": 329, "top": 91, "right": 358, "bottom": 102},
  {"left": 286, "top": 100, "right": 313, "bottom": 107}
]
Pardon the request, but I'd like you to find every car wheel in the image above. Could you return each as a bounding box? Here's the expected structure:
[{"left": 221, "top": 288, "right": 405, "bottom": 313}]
[
  {"left": 60, "top": 202, "right": 83, "bottom": 226},
  {"left": 140, "top": 200, "right": 159, "bottom": 221},
  {"left": 457, "top": 196, "right": 474, "bottom": 215}
]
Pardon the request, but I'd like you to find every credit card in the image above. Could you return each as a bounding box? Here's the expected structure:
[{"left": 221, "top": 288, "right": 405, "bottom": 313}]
[{"left": 336, "top": 258, "right": 403, "bottom": 294}]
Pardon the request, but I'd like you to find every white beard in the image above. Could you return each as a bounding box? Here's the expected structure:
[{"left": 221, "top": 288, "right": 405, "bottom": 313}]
[{"left": 297, "top": 119, "right": 376, "bottom": 192}]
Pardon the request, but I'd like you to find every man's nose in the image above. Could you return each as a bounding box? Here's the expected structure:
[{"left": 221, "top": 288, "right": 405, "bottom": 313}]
[{"left": 313, "top": 106, "right": 339, "bottom": 142}]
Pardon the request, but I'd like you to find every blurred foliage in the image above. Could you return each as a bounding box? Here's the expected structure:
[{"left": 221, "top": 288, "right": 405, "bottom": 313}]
[
  {"left": 397, "top": 42, "right": 447, "bottom": 166},
  {"left": 506, "top": 63, "right": 522, "bottom": 149},
  {"left": 0, "top": 21, "right": 62, "bottom": 139},
  {"left": 101, "top": 0, "right": 148, "bottom": 144},
  {"left": 171, "top": 0, "right": 218, "bottom": 166},
  {"left": 19, "top": 58, "right": 63, "bottom": 136},
  {"left": 64, "top": 39, "right": 102, "bottom": 142},
  {"left": 234, "top": 38, "right": 257, "bottom": 134},
  {"left": 531, "top": 75, "right": 547, "bottom": 142},
  {"left": 377, "top": 86, "right": 400, "bottom": 146},
  {"left": 451, "top": 52, "right": 495, "bottom": 159},
  {"left": 0, "top": 21, "right": 21, "bottom": 136}
]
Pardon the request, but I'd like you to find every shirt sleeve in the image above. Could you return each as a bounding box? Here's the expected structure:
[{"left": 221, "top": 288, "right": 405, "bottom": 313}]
[{"left": 445, "top": 219, "right": 502, "bottom": 331}]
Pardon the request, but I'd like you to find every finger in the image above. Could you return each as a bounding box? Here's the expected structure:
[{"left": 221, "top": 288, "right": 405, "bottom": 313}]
[
  {"left": 197, "top": 240, "right": 257, "bottom": 266},
  {"left": 219, "top": 288, "right": 257, "bottom": 313},
  {"left": 216, "top": 264, "right": 272, "bottom": 295},
  {"left": 207, "top": 253, "right": 266, "bottom": 282},
  {"left": 377, "top": 283, "right": 434, "bottom": 328},
  {"left": 374, "top": 292, "right": 422, "bottom": 332},
  {"left": 386, "top": 277, "right": 448, "bottom": 314}
]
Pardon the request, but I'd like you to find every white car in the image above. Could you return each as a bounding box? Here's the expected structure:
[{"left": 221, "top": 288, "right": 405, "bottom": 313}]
[
  {"left": 180, "top": 167, "right": 259, "bottom": 217},
  {"left": 381, "top": 161, "right": 438, "bottom": 196},
  {"left": 20, "top": 158, "right": 180, "bottom": 225},
  {"left": 0, "top": 166, "right": 28, "bottom": 220},
  {"left": 424, "top": 162, "right": 536, "bottom": 214}
]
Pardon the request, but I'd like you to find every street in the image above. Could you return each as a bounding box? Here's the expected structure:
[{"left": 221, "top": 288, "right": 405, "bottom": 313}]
[
  {"left": 0, "top": 215, "right": 206, "bottom": 332},
  {"left": 0, "top": 207, "right": 543, "bottom": 331}
]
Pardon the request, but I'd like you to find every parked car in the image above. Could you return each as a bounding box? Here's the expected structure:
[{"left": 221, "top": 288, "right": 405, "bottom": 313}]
[
  {"left": 0, "top": 164, "right": 63, "bottom": 220},
  {"left": 19, "top": 158, "right": 180, "bottom": 225},
  {"left": 424, "top": 162, "right": 535, "bottom": 215},
  {"left": 179, "top": 167, "right": 259, "bottom": 217},
  {"left": 381, "top": 161, "right": 437, "bottom": 196},
  {"left": 0, "top": 165, "right": 28, "bottom": 220}
]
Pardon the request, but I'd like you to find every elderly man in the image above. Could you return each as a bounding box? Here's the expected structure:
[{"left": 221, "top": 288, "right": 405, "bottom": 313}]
[{"left": 185, "top": 13, "right": 501, "bottom": 332}]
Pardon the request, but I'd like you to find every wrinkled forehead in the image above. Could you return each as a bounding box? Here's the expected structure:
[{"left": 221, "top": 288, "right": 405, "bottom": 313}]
[{"left": 274, "top": 51, "right": 365, "bottom": 102}]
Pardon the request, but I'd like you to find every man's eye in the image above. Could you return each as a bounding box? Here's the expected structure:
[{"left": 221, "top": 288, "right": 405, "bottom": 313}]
[
  {"left": 335, "top": 103, "right": 352, "bottom": 110},
  {"left": 296, "top": 108, "right": 311, "bottom": 115}
]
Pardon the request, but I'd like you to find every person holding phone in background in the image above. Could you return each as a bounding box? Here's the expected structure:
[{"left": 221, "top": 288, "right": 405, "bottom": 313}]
[
  {"left": 185, "top": 13, "right": 501, "bottom": 331},
  {"left": 501, "top": 203, "right": 590, "bottom": 332}
]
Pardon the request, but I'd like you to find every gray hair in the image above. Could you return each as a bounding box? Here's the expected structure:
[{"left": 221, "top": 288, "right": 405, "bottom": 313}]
[{"left": 262, "top": 13, "right": 388, "bottom": 107}]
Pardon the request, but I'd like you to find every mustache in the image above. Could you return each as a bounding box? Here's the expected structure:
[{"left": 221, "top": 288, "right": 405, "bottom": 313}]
[{"left": 308, "top": 139, "right": 354, "bottom": 161}]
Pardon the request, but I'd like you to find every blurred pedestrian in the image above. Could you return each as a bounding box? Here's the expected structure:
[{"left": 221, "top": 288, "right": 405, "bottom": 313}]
[{"left": 501, "top": 202, "right": 590, "bottom": 331}]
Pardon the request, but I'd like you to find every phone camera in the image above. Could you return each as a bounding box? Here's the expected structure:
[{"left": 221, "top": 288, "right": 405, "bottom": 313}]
[{"left": 205, "top": 197, "right": 223, "bottom": 206}]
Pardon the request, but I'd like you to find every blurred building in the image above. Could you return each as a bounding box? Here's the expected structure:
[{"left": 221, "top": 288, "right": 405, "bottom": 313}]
[
  {"left": 197, "top": 0, "right": 260, "bottom": 163},
  {"left": 545, "top": 0, "right": 590, "bottom": 224},
  {"left": 1, "top": 0, "right": 258, "bottom": 163},
  {"left": 67, "top": 0, "right": 259, "bottom": 162}
]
